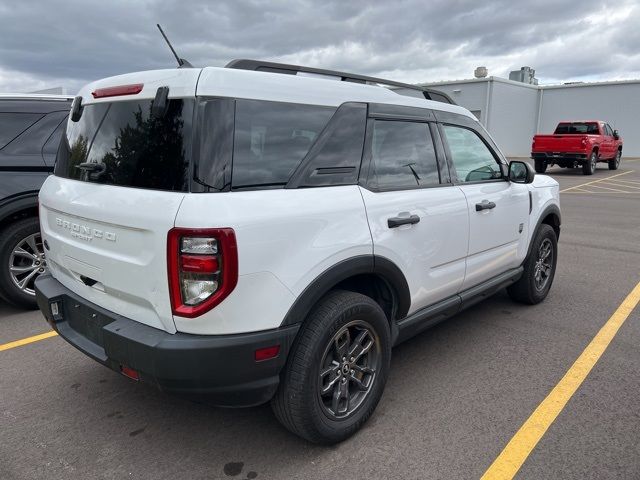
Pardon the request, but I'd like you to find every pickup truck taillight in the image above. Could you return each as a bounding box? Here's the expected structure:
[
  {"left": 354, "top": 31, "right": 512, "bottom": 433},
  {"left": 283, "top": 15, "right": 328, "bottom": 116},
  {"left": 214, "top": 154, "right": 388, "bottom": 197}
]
[{"left": 167, "top": 228, "right": 238, "bottom": 318}]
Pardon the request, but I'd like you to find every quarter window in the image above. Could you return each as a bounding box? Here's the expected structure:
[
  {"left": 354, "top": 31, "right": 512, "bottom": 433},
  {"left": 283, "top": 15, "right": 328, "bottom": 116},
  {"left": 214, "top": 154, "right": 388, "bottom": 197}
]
[
  {"left": 442, "top": 125, "right": 502, "bottom": 183},
  {"left": 231, "top": 100, "right": 335, "bottom": 189},
  {"left": 0, "top": 113, "right": 43, "bottom": 149},
  {"left": 369, "top": 120, "right": 440, "bottom": 190}
]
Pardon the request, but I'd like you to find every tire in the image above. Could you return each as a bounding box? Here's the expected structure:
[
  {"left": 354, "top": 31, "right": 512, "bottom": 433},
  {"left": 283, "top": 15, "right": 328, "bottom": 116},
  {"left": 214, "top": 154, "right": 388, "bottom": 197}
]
[
  {"left": 507, "top": 224, "right": 557, "bottom": 305},
  {"left": 272, "top": 290, "right": 391, "bottom": 444},
  {"left": 0, "top": 217, "right": 45, "bottom": 309},
  {"left": 582, "top": 151, "right": 597, "bottom": 175},
  {"left": 534, "top": 159, "right": 547, "bottom": 174},
  {"left": 608, "top": 149, "right": 621, "bottom": 170}
]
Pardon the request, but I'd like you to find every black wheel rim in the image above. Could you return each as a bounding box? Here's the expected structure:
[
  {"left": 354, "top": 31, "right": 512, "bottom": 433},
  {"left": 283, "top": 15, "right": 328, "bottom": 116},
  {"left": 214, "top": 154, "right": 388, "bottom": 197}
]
[
  {"left": 8, "top": 233, "right": 46, "bottom": 296},
  {"left": 318, "top": 320, "right": 381, "bottom": 419},
  {"left": 534, "top": 238, "right": 553, "bottom": 291}
]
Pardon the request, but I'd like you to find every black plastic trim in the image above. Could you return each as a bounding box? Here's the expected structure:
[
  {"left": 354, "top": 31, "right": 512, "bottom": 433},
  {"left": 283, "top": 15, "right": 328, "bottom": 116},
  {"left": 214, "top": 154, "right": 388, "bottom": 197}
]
[
  {"left": 0, "top": 192, "right": 39, "bottom": 223},
  {"left": 394, "top": 267, "right": 523, "bottom": 345},
  {"left": 529, "top": 204, "right": 562, "bottom": 249},
  {"left": 35, "top": 273, "right": 300, "bottom": 407},
  {"left": 280, "top": 255, "right": 411, "bottom": 327}
]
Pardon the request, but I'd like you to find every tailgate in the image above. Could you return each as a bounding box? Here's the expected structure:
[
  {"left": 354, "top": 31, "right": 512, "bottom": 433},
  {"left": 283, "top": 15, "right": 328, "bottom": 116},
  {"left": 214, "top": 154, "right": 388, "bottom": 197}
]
[
  {"left": 534, "top": 135, "right": 585, "bottom": 152},
  {"left": 40, "top": 177, "right": 184, "bottom": 332}
]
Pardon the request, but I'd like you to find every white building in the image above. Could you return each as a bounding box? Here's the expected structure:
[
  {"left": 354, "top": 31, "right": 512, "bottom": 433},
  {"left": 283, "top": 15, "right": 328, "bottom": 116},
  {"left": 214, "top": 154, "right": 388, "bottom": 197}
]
[{"left": 417, "top": 76, "right": 640, "bottom": 157}]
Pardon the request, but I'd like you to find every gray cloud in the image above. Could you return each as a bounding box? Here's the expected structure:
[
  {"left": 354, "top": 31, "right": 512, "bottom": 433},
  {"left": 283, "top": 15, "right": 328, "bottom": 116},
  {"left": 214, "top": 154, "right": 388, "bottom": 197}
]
[{"left": 0, "top": 0, "right": 638, "bottom": 93}]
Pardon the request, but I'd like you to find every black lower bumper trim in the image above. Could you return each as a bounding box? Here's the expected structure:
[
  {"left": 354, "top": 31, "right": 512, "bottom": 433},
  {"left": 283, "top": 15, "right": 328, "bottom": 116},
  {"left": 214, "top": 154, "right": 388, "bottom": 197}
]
[{"left": 35, "top": 273, "right": 299, "bottom": 407}]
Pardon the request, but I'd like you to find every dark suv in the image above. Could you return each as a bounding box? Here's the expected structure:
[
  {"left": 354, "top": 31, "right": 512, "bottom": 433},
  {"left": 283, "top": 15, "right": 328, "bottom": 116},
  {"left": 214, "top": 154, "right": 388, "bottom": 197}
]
[{"left": 0, "top": 94, "right": 72, "bottom": 308}]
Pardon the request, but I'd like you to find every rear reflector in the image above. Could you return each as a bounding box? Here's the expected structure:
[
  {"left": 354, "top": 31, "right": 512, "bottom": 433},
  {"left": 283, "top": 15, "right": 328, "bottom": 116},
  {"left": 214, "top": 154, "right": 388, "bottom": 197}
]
[
  {"left": 255, "top": 345, "right": 280, "bottom": 362},
  {"left": 180, "top": 254, "right": 219, "bottom": 273},
  {"left": 92, "top": 83, "right": 143, "bottom": 99},
  {"left": 120, "top": 365, "right": 140, "bottom": 381}
]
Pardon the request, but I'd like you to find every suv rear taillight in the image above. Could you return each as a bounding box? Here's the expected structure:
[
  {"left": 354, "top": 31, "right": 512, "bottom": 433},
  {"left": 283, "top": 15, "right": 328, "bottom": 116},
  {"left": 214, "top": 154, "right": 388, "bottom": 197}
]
[{"left": 167, "top": 228, "right": 238, "bottom": 318}]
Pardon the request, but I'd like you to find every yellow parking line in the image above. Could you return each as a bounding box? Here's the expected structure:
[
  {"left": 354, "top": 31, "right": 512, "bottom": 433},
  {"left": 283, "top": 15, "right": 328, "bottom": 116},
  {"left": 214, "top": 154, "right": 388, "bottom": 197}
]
[
  {"left": 481, "top": 279, "right": 640, "bottom": 480},
  {"left": 560, "top": 170, "right": 634, "bottom": 193},
  {"left": 587, "top": 184, "right": 629, "bottom": 193},
  {"left": 0, "top": 330, "right": 58, "bottom": 352},
  {"left": 604, "top": 180, "right": 640, "bottom": 188}
]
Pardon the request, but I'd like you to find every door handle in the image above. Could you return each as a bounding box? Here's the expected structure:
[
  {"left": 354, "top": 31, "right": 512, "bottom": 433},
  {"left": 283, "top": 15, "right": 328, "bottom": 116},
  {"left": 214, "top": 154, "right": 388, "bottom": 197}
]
[
  {"left": 475, "top": 200, "right": 496, "bottom": 211},
  {"left": 388, "top": 214, "right": 420, "bottom": 228}
]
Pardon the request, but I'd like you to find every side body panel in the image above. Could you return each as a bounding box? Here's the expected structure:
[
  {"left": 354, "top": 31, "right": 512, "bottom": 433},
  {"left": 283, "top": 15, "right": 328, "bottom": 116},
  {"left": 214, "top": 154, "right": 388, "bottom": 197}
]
[
  {"left": 173, "top": 186, "right": 372, "bottom": 334},
  {"left": 359, "top": 186, "right": 468, "bottom": 315},
  {"left": 459, "top": 181, "right": 530, "bottom": 289}
]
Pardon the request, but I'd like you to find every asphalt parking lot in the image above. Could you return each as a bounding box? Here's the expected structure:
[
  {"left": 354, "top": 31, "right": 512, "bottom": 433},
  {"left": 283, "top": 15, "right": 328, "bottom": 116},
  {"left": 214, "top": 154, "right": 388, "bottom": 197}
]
[{"left": 1, "top": 160, "right": 639, "bottom": 480}]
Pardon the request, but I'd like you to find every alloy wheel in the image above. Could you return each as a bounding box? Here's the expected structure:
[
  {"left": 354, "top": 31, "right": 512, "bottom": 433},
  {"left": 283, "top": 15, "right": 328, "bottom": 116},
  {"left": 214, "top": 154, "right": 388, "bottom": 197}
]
[
  {"left": 8, "top": 233, "right": 46, "bottom": 296},
  {"left": 318, "top": 320, "right": 381, "bottom": 419},
  {"left": 533, "top": 238, "right": 553, "bottom": 291}
]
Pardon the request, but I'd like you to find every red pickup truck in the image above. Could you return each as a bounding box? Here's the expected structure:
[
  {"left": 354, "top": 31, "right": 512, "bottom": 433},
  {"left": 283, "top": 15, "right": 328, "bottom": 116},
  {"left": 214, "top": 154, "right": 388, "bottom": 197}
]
[{"left": 531, "top": 121, "right": 623, "bottom": 175}]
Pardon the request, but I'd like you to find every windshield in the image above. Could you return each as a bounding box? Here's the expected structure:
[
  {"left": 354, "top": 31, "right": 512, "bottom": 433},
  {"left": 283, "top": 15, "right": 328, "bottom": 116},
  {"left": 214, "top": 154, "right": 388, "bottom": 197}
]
[
  {"left": 55, "top": 99, "right": 193, "bottom": 191},
  {"left": 554, "top": 122, "right": 599, "bottom": 135}
]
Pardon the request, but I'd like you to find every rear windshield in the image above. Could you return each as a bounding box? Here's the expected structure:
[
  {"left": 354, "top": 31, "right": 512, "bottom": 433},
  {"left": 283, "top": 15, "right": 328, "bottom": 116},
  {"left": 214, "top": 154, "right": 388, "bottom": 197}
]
[
  {"left": 55, "top": 99, "right": 193, "bottom": 191},
  {"left": 554, "top": 122, "right": 599, "bottom": 134}
]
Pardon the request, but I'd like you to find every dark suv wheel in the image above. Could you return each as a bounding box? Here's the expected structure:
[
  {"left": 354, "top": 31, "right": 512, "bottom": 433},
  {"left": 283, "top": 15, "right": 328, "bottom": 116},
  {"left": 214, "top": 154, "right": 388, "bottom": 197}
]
[
  {"left": 272, "top": 290, "right": 391, "bottom": 444},
  {"left": 0, "top": 217, "right": 45, "bottom": 309}
]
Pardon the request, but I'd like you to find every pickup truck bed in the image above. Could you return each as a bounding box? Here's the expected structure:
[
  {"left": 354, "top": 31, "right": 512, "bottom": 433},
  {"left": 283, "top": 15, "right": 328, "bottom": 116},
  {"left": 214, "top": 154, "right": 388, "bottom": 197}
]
[{"left": 531, "top": 121, "right": 622, "bottom": 175}]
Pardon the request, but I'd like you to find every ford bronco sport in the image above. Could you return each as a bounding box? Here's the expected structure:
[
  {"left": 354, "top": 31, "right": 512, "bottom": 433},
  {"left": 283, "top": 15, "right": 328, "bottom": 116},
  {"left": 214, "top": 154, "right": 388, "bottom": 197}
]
[{"left": 35, "top": 60, "right": 560, "bottom": 444}]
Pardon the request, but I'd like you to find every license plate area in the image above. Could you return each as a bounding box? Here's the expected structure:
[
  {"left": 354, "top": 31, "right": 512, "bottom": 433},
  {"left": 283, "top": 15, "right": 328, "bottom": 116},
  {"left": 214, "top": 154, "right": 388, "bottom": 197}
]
[{"left": 64, "top": 299, "right": 115, "bottom": 347}]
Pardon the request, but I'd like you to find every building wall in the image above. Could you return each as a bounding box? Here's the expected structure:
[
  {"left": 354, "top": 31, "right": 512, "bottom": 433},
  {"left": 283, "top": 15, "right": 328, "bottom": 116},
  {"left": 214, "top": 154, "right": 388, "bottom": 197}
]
[
  {"left": 424, "top": 77, "right": 640, "bottom": 157},
  {"left": 538, "top": 82, "right": 640, "bottom": 156},
  {"left": 486, "top": 81, "right": 539, "bottom": 157}
]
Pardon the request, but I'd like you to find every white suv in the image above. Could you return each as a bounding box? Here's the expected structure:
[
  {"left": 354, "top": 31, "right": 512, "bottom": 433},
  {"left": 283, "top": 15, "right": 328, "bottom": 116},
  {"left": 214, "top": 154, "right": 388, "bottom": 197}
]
[{"left": 35, "top": 60, "right": 560, "bottom": 444}]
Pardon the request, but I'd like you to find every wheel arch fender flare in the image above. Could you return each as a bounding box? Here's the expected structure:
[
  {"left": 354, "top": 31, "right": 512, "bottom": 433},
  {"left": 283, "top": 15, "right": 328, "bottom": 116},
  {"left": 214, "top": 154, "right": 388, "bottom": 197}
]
[
  {"left": 279, "top": 255, "right": 411, "bottom": 327},
  {"left": 528, "top": 204, "right": 561, "bottom": 259},
  {"left": 0, "top": 193, "right": 39, "bottom": 227}
]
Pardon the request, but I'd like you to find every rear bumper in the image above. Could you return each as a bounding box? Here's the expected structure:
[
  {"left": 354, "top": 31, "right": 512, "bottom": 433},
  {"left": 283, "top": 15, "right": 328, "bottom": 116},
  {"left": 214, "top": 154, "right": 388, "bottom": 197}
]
[
  {"left": 34, "top": 273, "right": 299, "bottom": 407},
  {"left": 531, "top": 152, "right": 588, "bottom": 161}
]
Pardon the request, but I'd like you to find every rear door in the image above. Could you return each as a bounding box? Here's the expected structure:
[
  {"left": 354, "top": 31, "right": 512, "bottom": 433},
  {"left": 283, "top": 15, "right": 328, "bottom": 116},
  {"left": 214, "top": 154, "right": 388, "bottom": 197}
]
[
  {"left": 601, "top": 123, "right": 615, "bottom": 158},
  {"left": 39, "top": 70, "right": 200, "bottom": 333},
  {"left": 359, "top": 107, "right": 468, "bottom": 315},
  {"left": 439, "top": 123, "right": 529, "bottom": 290}
]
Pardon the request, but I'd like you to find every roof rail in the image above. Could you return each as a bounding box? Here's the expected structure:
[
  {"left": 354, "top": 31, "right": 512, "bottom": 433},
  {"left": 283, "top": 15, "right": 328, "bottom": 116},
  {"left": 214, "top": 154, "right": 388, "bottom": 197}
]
[{"left": 225, "top": 59, "right": 456, "bottom": 105}]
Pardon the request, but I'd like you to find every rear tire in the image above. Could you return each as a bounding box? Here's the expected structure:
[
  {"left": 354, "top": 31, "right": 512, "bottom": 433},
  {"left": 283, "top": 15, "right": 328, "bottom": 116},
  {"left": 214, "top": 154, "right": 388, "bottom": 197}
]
[
  {"left": 0, "top": 217, "right": 44, "bottom": 309},
  {"left": 534, "top": 159, "right": 547, "bottom": 174},
  {"left": 608, "top": 150, "right": 621, "bottom": 170},
  {"left": 583, "top": 151, "right": 597, "bottom": 175},
  {"left": 272, "top": 290, "right": 391, "bottom": 444},
  {"left": 508, "top": 224, "right": 557, "bottom": 305}
]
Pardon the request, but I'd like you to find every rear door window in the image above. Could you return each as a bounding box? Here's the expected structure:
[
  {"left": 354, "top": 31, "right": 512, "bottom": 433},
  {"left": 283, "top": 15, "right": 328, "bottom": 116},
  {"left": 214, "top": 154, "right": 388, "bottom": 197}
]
[
  {"left": 0, "top": 113, "right": 44, "bottom": 149},
  {"left": 55, "top": 99, "right": 193, "bottom": 192},
  {"left": 231, "top": 100, "right": 334, "bottom": 189},
  {"left": 368, "top": 120, "right": 440, "bottom": 190},
  {"left": 2, "top": 111, "right": 68, "bottom": 155}
]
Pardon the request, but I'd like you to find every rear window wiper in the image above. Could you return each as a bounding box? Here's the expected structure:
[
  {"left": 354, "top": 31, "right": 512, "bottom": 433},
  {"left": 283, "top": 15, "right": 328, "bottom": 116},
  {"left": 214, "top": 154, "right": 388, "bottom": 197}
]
[{"left": 76, "top": 162, "right": 107, "bottom": 180}]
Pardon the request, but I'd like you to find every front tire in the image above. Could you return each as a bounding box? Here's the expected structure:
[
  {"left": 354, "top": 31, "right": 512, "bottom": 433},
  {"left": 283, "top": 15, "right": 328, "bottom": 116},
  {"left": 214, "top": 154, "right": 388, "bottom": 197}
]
[
  {"left": 272, "top": 290, "right": 391, "bottom": 444},
  {"left": 0, "top": 217, "right": 45, "bottom": 309},
  {"left": 508, "top": 224, "right": 557, "bottom": 305},
  {"left": 583, "top": 151, "right": 597, "bottom": 175},
  {"left": 608, "top": 150, "right": 621, "bottom": 170},
  {"left": 534, "top": 159, "right": 547, "bottom": 174}
]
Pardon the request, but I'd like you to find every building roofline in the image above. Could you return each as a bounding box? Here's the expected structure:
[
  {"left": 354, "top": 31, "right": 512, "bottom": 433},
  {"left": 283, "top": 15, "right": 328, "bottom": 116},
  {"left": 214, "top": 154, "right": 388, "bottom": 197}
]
[
  {"left": 0, "top": 93, "right": 73, "bottom": 101},
  {"left": 418, "top": 76, "right": 640, "bottom": 90}
]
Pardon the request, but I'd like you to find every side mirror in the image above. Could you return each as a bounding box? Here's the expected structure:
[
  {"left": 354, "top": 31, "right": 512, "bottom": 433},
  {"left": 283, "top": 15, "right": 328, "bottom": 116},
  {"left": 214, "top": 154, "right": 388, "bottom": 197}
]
[
  {"left": 509, "top": 161, "right": 535, "bottom": 184},
  {"left": 613, "top": 130, "right": 620, "bottom": 139}
]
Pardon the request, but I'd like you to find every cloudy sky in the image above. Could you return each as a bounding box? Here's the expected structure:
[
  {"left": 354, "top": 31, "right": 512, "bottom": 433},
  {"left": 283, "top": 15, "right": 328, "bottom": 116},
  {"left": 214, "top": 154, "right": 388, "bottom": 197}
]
[{"left": 1, "top": 0, "right": 639, "bottom": 94}]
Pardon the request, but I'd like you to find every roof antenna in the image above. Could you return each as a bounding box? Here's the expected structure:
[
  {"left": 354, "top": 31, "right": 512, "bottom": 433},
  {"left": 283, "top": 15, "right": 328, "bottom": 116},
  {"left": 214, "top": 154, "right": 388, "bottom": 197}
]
[{"left": 156, "top": 24, "right": 193, "bottom": 68}]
